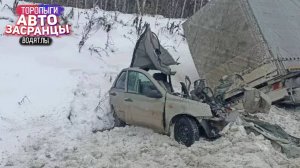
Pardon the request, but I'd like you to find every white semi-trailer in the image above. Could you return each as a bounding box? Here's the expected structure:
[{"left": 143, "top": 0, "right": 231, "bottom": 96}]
[{"left": 183, "top": 0, "right": 300, "bottom": 105}]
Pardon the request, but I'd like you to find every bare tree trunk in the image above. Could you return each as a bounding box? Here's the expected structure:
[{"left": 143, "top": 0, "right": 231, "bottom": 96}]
[
  {"left": 92, "top": 0, "right": 95, "bottom": 8},
  {"left": 122, "top": 0, "right": 127, "bottom": 12},
  {"left": 136, "top": 0, "right": 141, "bottom": 15},
  {"left": 114, "top": 0, "right": 117, "bottom": 10},
  {"left": 114, "top": 0, "right": 118, "bottom": 21},
  {"left": 200, "top": 0, "right": 203, "bottom": 8},
  {"left": 141, "top": 0, "right": 146, "bottom": 15},
  {"left": 84, "top": 0, "right": 88, "bottom": 8},
  {"left": 104, "top": 0, "right": 108, "bottom": 10},
  {"left": 181, "top": 0, "right": 187, "bottom": 18},
  {"left": 193, "top": 0, "right": 197, "bottom": 14},
  {"left": 170, "top": 0, "right": 175, "bottom": 17},
  {"left": 174, "top": 0, "right": 179, "bottom": 18},
  {"left": 155, "top": 0, "right": 159, "bottom": 15}
]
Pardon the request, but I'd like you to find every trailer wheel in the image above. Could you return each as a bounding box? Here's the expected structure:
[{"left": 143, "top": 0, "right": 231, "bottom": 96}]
[{"left": 174, "top": 116, "right": 200, "bottom": 147}]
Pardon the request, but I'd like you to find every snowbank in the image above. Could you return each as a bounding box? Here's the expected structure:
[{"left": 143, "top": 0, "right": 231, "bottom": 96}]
[
  {"left": 4, "top": 124, "right": 300, "bottom": 168},
  {"left": 0, "top": 0, "right": 300, "bottom": 167}
]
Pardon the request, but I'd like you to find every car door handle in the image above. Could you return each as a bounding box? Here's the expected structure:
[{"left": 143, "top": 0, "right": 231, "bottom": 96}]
[
  {"left": 110, "top": 92, "right": 117, "bottom": 96},
  {"left": 124, "top": 98, "right": 133, "bottom": 102}
]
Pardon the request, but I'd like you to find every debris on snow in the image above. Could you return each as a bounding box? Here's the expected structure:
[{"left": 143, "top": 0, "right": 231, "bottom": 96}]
[{"left": 254, "top": 106, "right": 300, "bottom": 138}]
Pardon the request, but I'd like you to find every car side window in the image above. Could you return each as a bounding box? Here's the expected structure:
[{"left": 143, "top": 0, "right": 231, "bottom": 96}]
[
  {"left": 115, "top": 71, "right": 126, "bottom": 90},
  {"left": 127, "top": 71, "right": 139, "bottom": 93},
  {"left": 127, "top": 71, "right": 158, "bottom": 95}
]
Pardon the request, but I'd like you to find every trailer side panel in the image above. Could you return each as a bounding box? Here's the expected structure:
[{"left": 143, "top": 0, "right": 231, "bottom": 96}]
[
  {"left": 183, "top": 0, "right": 277, "bottom": 88},
  {"left": 248, "top": 0, "right": 300, "bottom": 73}
]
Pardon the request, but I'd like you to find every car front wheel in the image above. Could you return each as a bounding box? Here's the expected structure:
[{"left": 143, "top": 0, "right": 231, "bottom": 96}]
[{"left": 173, "top": 116, "right": 200, "bottom": 147}]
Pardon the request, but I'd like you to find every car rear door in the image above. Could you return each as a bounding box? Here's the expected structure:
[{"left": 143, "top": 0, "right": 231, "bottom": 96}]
[
  {"left": 124, "top": 70, "right": 165, "bottom": 133},
  {"left": 109, "top": 71, "right": 128, "bottom": 121}
]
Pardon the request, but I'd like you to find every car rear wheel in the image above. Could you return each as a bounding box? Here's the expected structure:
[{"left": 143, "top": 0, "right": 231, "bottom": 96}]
[
  {"left": 173, "top": 116, "right": 200, "bottom": 147},
  {"left": 112, "top": 108, "right": 126, "bottom": 127}
]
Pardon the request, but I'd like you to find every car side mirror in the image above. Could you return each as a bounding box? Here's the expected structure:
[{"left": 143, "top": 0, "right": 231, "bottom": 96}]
[{"left": 145, "top": 89, "right": 162, "bottom": 99}]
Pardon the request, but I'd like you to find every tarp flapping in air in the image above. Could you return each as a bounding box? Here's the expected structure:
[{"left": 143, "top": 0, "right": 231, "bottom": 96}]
[{"left": 130, "top": 24, "right": 177, "bottom": 75}]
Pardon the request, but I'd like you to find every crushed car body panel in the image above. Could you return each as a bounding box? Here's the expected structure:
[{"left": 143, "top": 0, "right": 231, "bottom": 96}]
[{"left": 165, "top": 93, "right": 213, "bottom": 133}]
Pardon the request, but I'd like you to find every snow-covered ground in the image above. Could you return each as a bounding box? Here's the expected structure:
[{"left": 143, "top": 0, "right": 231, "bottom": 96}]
[
  {"left": 0, "top": 0, "right": 300, "bottom": 167},
  {"left": 3, "top": 124, "right": 300, "bottom": 168}
]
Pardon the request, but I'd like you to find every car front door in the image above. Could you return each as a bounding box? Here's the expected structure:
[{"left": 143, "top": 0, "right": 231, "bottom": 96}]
[{"left": 124, "top": 70, "right": 165, "bottom": 133}]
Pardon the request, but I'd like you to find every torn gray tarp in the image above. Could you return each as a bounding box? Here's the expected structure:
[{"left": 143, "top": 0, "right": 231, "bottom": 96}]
[
  {"left": 130, "top": 24, "right": 178, "bottom": 75},
  {"left": 243, "top": 116, "right": 300, "bottom": 158}
]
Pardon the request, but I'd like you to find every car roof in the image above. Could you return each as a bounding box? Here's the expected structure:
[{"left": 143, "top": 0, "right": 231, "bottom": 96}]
[{"left": 121, "top": 67, "right": 148, "bottom": 73}]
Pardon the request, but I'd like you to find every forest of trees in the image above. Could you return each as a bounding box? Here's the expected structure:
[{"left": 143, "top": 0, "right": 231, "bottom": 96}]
[{"left": 24, "top": 0, "right": 209, "bottom": 18}]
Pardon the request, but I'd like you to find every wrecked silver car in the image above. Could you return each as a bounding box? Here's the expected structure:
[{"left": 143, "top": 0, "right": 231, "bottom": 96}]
[{"left": 109, "top": 25, "right": 221, "bottom": 146}]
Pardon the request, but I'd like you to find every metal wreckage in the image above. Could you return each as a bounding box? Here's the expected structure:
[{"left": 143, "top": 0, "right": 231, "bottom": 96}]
[
  {"left": 182, "top": 0, "right": 300, "bottom": 158},
  {"left": 110, "top": 0, "right": 300, "bottom": 158}
]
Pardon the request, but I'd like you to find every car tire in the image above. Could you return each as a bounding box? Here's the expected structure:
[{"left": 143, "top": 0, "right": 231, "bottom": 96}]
[
  {"left": 112, "top": 108, "right": 126, "bottom": 127},
  {"left": 174, "top": 116, "right": 200, "bottom": 147}
]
